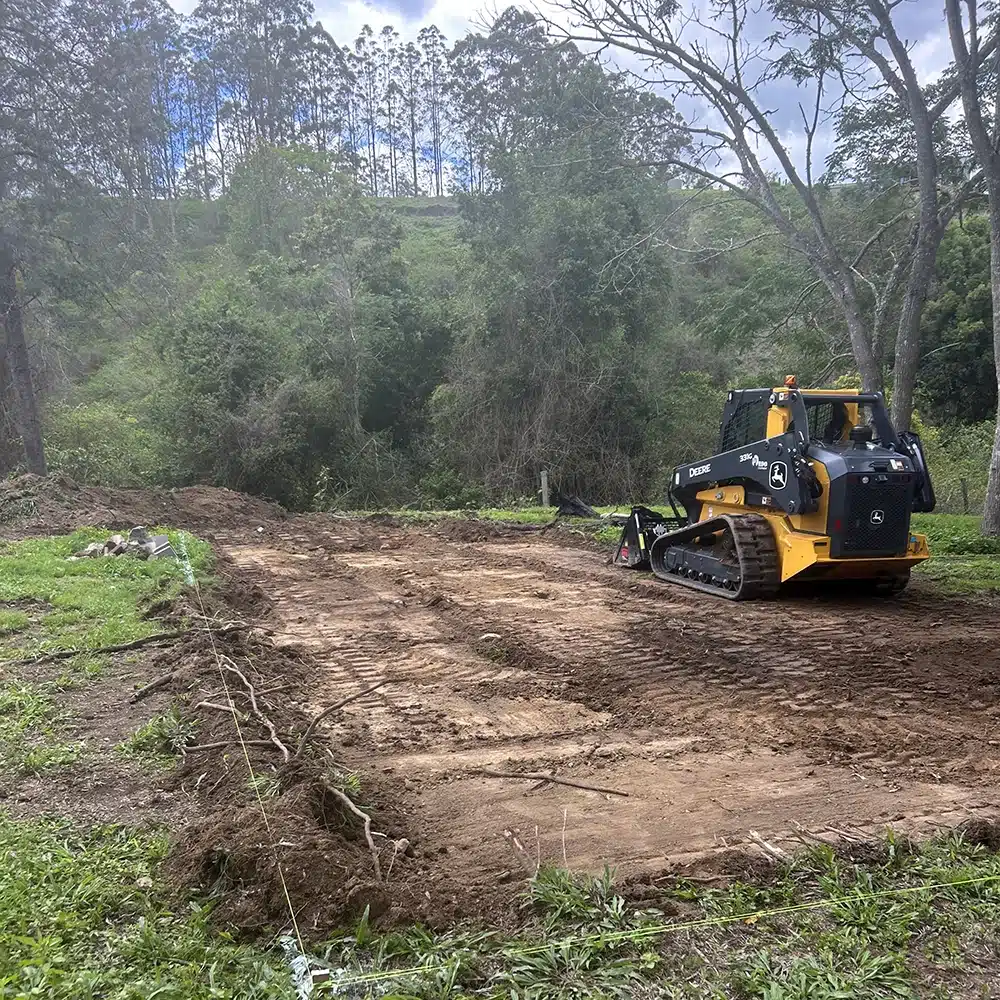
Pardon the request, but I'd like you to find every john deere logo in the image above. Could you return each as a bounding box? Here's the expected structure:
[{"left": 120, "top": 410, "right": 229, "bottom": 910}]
[
  {"left": 768, "top": 461, "right": 787, "bottom": 490},
  {"left": 870, "top": 509, "right": 885, "bottom": 525}
]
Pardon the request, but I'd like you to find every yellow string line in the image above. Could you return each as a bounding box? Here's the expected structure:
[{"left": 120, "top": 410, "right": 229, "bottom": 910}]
[
  {"left": 328, "top": 870, "right": 1000, "bottom": 988},
  {"left": 179, "top": 532, "right": 307, "bottom": 959}
]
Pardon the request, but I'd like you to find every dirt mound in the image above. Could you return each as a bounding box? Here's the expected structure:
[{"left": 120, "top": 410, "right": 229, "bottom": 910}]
[
  {"left": 0, "top": 473, "right": 287, "bottom": 539},
  {"left": 137, "top": 586, "right": 518, "bottom": 934}
]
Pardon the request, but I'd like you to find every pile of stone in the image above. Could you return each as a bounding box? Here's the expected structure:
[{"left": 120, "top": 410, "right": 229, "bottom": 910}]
[{"left": 69, "top": 526, "right": 176, "bottom": 561}]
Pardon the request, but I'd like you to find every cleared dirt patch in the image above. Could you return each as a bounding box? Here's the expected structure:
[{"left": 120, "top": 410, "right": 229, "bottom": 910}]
[{"left": 226, "top": 516, "right": 1000, "bottom": 890}]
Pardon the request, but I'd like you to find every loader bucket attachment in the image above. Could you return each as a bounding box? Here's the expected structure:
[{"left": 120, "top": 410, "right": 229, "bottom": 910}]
[{"left": 614, "top": 506, "right": 680, "bottom": 570}]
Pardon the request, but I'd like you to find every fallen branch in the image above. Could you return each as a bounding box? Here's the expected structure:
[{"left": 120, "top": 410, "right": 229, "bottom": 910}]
[
  {"left": 324, "top": 783, "right": 383, "bottom": 882},
  {"left": 474, "top": 768, "right": 629, "bottom": 798},
  {"left": 8, "top": 631, "right": 184, "bottom": 668},
  {"left": 187, "top": 739, "right": 279, "bottom": 752},
  {"left": 221, "top": 658, "right": 291, "bottom": 762},
  {"left": 748, "top": 830, "right": 792, "bottom": 863},
  {"left": 130, "top": 670, "right": 179, "bottom": 703},
  {"left": 295, "top": 680, "right": 390, "bottom": 759}
]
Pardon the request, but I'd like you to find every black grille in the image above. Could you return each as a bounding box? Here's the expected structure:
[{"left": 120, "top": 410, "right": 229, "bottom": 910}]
[
  {"left": 720, "top": 400, "right": 767, "bottom": 451},
  {"left": 839, "top": 475, "right": 913, "bottom": 557}
]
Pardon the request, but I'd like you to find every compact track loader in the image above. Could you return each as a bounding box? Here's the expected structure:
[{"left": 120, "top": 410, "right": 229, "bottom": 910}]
[{"left": 615, "top": 378, "right": 935, "bottom": 599}]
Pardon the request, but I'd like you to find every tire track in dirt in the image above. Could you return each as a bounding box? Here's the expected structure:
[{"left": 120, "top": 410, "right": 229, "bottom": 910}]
[
  {"left": 224, "top": 520, "right": 999, "bottom": 876},
  {"left": 401, "top": 537, "right": 1000, "bottom": 781}
]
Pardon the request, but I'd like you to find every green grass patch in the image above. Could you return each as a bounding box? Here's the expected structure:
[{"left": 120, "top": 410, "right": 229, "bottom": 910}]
[
  {"left": 915, "top": 554, "right": 1000, "bottom": 594},
  {"left": 0, "top": 608, "right": 30, "bottom": 634},
  {"left": 0, "top": 681, "right": 82, "bottom": 775},
  {"left": 118, "top": 707, "right": 198, "bottom": 767},
  {"left": 911, "top": 513, "right": 1000, "bottom": 555},
  {"left": 317, "top": 832, "right": 1000, "bottom": 999},
  {"left": 0, "top": 813, "right": 295, "bottom": 999},
  {"left": 0, "top": 528, "right": 212, "bottom": 658}
]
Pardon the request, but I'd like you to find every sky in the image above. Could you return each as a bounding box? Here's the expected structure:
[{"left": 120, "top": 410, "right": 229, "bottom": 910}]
[
  {"left": 167, "top": 0, "right": 956, "bottom": 177},
  {"left": 169, "top": 0, "right": 476, "bottom": 46},
  {"left": 168, "top": 0, "right": 952, "bottom": 85}
]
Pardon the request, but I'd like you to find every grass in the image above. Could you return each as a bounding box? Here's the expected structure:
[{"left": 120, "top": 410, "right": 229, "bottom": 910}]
[
  {"left": 312, "top": 832, "right": 1000, "bottom": 999},
  {"left": 118, "top": 706, "right": 198, "bottom": 767},
  {"left": 0, "top": 529, "right": 296, "bottom": 996},
  {"left": 910, "top": 514, "right": 1000, "bottom": 594},
  {"left": 0, "top": 680, "right": 83, "bottom": 775},
  {"left": 0, "top": 813, "right": 297, "bottom": 999},
  {"left": 0, "top": 528, "right": 212, "bottom": 659},
  {"left": 0, "top": 528, "right": 212, "bottom": 773}
]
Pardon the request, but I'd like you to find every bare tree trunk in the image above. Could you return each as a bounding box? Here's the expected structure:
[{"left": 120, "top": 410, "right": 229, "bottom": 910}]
[
  {"left": 0, "top": 237, "right": 47, "bottom": 475},
  {"left": 946, "top": 0, "right": 1000, "bottom": 533},
  {"left": 981, "top": 202, "right": 1000, "bottom": 532},
  {"left": 891, "top": 224, "right": 939, "bottom": 431}
]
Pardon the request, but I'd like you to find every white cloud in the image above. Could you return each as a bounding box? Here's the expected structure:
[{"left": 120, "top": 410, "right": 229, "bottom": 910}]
[{"left": 167, "top": 0, "right": 479, "bottom": 41}]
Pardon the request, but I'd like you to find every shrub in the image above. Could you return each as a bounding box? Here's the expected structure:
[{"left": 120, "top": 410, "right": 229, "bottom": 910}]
[{"left": 44, "top": 402, "right": 174, "bottom": 488}]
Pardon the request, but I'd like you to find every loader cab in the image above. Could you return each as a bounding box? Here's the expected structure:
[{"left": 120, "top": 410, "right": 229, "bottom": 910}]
[{"left": 714, "top": 382, "right": 934, "bottom": 557}]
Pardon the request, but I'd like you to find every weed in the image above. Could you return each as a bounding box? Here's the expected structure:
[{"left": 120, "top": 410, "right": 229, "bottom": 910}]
[
  {"left": 119, "top": 706, "right": 197, "bottom": 763},
  {"left": 247, "top": 770, "right": 281, "bottom": 798},
  {"left": 0, "top": 681, "right": 81, "bottom": 775},
  {"left": 330, "top": 768, "right": 362, "bottom": 797},
  {"left": 22, "top": 742, "right": 84, "bottom": 773},
  {"left": 0, "top": 608, "right": 29, "bottom": 634},
  {"left": 0, "top": 813, "right": 296, "bottom": 998}
]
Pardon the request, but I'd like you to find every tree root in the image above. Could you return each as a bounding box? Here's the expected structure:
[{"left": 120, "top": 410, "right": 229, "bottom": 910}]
[
  {"left": 475, "top": 768, "right": 629, "bottom": 797},
  {"left": 295, "top": 680, "right": 389, "bottom": 759},
  {"left": 221, "top": 657, "right": 291, "bottom": 762},
  {"left": 324, "top": 782, "right": 383, "bottom": 883}
]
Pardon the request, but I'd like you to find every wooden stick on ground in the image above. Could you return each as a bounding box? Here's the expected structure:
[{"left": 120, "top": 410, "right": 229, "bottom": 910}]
[
  {"left": 324, "top": 784, "right": 383, "bottom": 882},
  {"left": 9, "top": 631, "right": 185, "bottom": 668},
  {"left": 474, "top": 768, "right": 629, "bottom": 798},
  {"left": 747, "top": 830, "right": 792, "bottom": 863},
  {"left": 221, "top": 658, "right": 291, "bottom": 762},
  {"left": 295, "top": 680, "right": 390, "bottom": 759}
]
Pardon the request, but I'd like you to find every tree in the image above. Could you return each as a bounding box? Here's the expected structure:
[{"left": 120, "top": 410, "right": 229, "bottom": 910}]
[
  {"left": 436, "top": 15, "right": 686, "bottom": 498},
  {"left": 399, "top": 42, "right": 423, "bottom": 195},
  {"left": 776, "top": 0, "right": 987, "bottom": 432},
  {"left": 351, "top": 27, "right": 381, "bottom": 196},
  {"left": 919, "top": 216, "right": 996, "bottom": 425},
  {"left": 552, "top": 0, "right": 985, "bottom": 432},
  {"left": 945, "top": 0, "right": 1000, "bottom": 533},
  {"left": 418, "top": 26, "right": 448, "bottom": 196}
]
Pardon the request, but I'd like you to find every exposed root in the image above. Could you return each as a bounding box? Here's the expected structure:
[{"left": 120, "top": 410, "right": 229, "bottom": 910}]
[
  {"left": 295, "top": 680, "right": 390, "bottom": 759},
  {"left": 221, "top": 657, "right": 291, "bottom": 762},
  {"left": 323, "top": 783, "right": 383, "bottom": 883},
  {"left": 475, "top": 768, "right": 629, "bottom": 798}
]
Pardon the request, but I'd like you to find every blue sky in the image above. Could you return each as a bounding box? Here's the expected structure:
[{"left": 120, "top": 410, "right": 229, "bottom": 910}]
[
  {"left": 168, "top": 0, "right": 953, "bottom": 92},
  {"left": 167, "top": 0, "right": 954, "bottom": 178}
]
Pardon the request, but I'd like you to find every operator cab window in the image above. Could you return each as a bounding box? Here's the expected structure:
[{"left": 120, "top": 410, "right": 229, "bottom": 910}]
[{"left": 804, "top": 400, "right": 882, "bottom": 448}]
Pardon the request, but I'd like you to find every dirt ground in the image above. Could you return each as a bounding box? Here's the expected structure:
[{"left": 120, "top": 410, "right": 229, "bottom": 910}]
[
  {"left": 218, "top": 514, "right": 1000, "bottom": 887},
  {"left": 3, "top": 474, "right": 998, "bottom": 932}
]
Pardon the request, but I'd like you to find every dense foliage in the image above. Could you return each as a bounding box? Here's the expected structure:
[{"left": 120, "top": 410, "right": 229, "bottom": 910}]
[{"left": 1, "top": 0, "right": 996, "bottom": 512}]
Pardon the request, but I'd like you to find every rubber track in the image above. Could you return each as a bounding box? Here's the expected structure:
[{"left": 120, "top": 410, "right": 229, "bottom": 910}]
[{"left": 649, "top": 513, "right": 780, "bottom": 601}]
